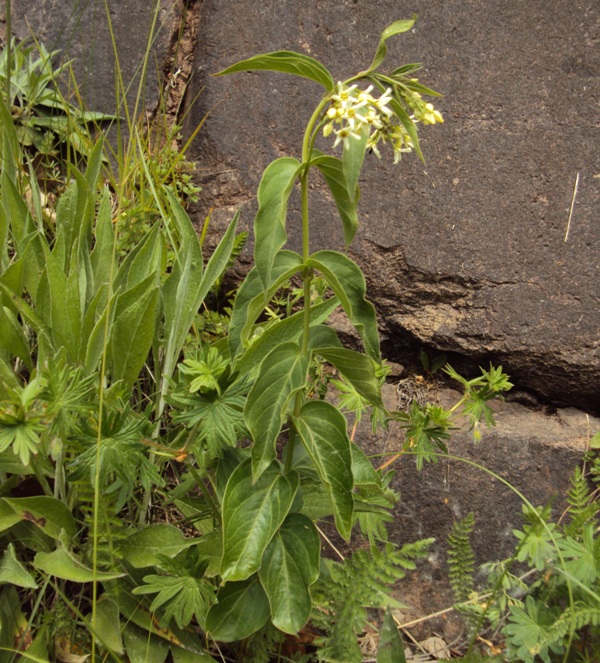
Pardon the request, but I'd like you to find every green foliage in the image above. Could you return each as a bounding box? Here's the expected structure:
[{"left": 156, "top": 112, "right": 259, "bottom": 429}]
[
  {"left": 311, "top": 540, "right": 433, "bottom": 663},
  {"left": 0, "top": 12, "right": 518, "bottom": 663},
  {"left": 447, "top": 512, "right": 476, "bottom": 604}
]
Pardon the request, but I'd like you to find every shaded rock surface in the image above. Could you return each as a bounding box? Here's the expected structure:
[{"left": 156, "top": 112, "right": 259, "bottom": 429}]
[
  {"left": 188, "top": 0, "right": 600, "bottom": 414},
  {"left": 355, "top": 383, "right": 598, "bottom": 640}
]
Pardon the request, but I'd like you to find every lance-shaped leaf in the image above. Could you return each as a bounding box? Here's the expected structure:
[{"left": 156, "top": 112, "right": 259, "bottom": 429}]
[
  {"left": 351, "top": 444, "right": 387, "bottom": 495},
  {"left": 259, "top": 513, "right": 320, "bottom": 634},
  {"left": 293, "top": 400, "right": 354, "bottom": 541},
  {"left": 245, "top": 342, "right": 308, "bottom": 479},
  {"left": 206, "top": 575, "right": 270, "bottom": 642},
  {"left": 342, "top": 124, "right": 369, "bottom": 210},
  {"left": 316, "top": 346, "right": 383, "bottom": 406},
  {"left": 221, "top": 459, "right": 299, "bottom": 582},
  {"left": 108, "top": 274, "right": 159, "bottom": 388},
  {"left": 34, "top": 546, "right": 124, "bottom": 582},
  {"left": 389, "top": 94, "right": 424, "bottom": 162},
  {"left": 235, "top": 296, "right": 339, "bottom": 375},
  {"left": 253, "top": 157, "right": 302, "bottom": 292},
  {"left": 1, "top": 496, "right": 77, "bottom": 540},
  {"left": 162, "top": 194, "right": 239, "bottom": 384},
  {"left": 312, "top": 152, "right": 359, "bottom": 247},
  {"left": 308, "top": 250, "right": 381, "bottom": 362},
  {"left": 0, "top": 543, "right": 37, "bottom": 588},
  {"left": 215, "top": 51, "right": 335, "bottom": 92},
  {"left": 228, "top": 250, "right": 303, "bottom": 359},
  {"left": 377, "top": 607, "right": 407, "bottom": 663},
  {"left": 366, "top": 17, "right": 416, "bottom": 74}
]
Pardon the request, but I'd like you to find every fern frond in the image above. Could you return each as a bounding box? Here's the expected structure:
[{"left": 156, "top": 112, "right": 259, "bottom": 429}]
[
  {"left": 565, "top": 465, "right": 598, "bottom": 539},
  {"left": 545, "top": 601, "right": 600, "bottom": 646},
  {"left": 311, "top": 539, "right": 433, "bottom": 663},
  {"left": 447, "top": 512, "right": 475, "bottom": 603}
]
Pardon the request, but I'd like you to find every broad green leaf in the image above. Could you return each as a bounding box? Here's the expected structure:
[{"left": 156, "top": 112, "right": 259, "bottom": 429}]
[
  {"left": 89, "top": 188, "right": 115, "bottom": 293},
  {"left": 1, "top": 171, "right": 34, "bottom": 248},
  {"left": 122, "top": 623, "right": 169, "bottom": 663},
  {"left": 117, "top": 524, "right": 200, "bottom": 568},
  {"left": 83, "top": 287, "right": 116, "bottom": 375},
  {"left": 244, "top": 342, "right": 308, "bottom": 479},
  {"left": 0, "top": 306, "right": 32, "bottom": 370},
  {"left": 312, "top": 152, "right": 359, "bottom": 247},
  {"left": 228, "top": 250, "right": 303, "bottom": 359},
  {"left": 254, "top": 157, "right": 302, "bottom": 292},
  {"left": 234, "top": 296, "right": 339, "bottom": 375},
  {"left": 308, "top": 250, "right": 381, "bottom": 361},
  {"left": 316, "top": 346, "right": 382, "bottom": 406},
  {"left": 205, "top": 575, "right": 270, "bottom": 642},
  {"left": 304, "top": 324, "right": 343, "bottom": 351},
  {"left": 367, "top": 18, "right": 416, "bottom": 74},
  {"left": 93, "top": 597, "right": 124, "bottom": 654},
  {"left": 1, "top": 496, "right": 77, "bottom": 540},
  {"left": 0, "top": 543, "right": 37, "bottom": 588},
  {"left": 377, "top": 607, "right": 406, "bottom": 663},
  {"left": 221, "top": 459, "right": 299, "bottom": 582},
  {"left": 342, "top": 125, "right": 369, "bottom": 211},
  {"left": 0, "top": 94, "right": 20, "bottom": 183},
  {"left": 109, "top": 274, "right": 159, "bottom": 387},
  {"left": 171, "top": 647, "right": 215, "bottom": 662},
  {"left": 259, "top": 513, "right": 320, "bottom": 633},
  {"left": 125, "top": 221, "right": 165, "bottom": 289},
  {"left": 215, "top": 51, "right": 335, "bottom": 92},
  {"left": 293, "top": 400, "right": 354, "bottom": 540},
  {"left": 33, "top": 547, "right": 124, "bottom": 581}
]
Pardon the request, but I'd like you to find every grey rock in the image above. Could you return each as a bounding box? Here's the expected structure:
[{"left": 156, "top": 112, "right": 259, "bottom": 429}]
[
  {"left": 2, "top": 0, "right": 178, "bottom": 118},
  {"left": 187, "top": 0, "right": 600, "bottom": 414}
]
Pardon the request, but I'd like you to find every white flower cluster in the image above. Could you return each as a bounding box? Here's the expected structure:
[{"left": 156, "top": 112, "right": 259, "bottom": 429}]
[{"left": 322, "top": 82, "right": 443, "bottom": 164}]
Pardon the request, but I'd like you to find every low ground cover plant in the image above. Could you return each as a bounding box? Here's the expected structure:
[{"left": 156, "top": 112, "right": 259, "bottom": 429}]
[{"left": 0, "top": 9, "right": 598, "bottom": 663}]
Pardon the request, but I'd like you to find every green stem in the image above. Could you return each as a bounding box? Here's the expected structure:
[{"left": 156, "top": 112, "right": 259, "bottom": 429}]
[{"left": 284, "top": 96, "right": 330, "bottom": 473}]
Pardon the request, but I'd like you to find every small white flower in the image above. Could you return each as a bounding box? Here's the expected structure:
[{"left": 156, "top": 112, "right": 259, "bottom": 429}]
[{"left": 333, "top": 125, "right": 362, "bottom": 150}]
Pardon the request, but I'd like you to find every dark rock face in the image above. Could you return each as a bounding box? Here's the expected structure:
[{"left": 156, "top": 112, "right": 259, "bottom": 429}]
[{"left": 188, "top": 0, "right": 600, "bottom": 414}]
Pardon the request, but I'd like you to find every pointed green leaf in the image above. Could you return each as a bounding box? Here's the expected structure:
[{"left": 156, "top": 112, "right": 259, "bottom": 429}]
[
  {"left": 253, "top": 157, "right": 302, "bottom": 292},
  {"left": 389, "top": 95, "right": 423, "bottom": 162},
  {"left": 0, "top": 543, "right": 37, "bottom": 588},
  {"left": 293, "top": 400, "right": 354, "bottom": 540},
  {"left": 235, "top": 296, "right": 339, "bottom": 375},
  {"left": 1, "top": 496, "right": 77, "bottom": 540},
  {"left": 0, "top": 306, "right": 32, "bottom": 370},
  {"left": 34, "top": 546, "right": 124, "bottom": 581},
  {"left": 109, "top": 274, "right": 159, "bottom": 387},
  {"left": 367, "top": 18, "right": 416, "bottom": 74},
  {"left": 316, "top": 346, "right": 382, "bottom": 406},
  {"left": 205, "top": 575, "right": 270, "bottom": 642},
  {"left": 117, "top": 525, "right": 201, "bottom": 568},
  {"left": 259, "top": 513, "right": 320, "bottom": 634},
  {"left": 377, "top": 607, "right": 406, "bottom": 663},
  {"left": 342, "top": 125, "right": 369, "bottom": 210},
  {"left": 245, "top": 342, "right": 308, "bottom": 479},
  {"left": 162, "top": 201, "right": 239, "bottom": 382},
  {"left": 228, "top": 250, "right": 303, "bottom": 359},
  {"left": 89, "top": 189, "right": 115, "bottom": 292},
  {"left": 93, "top": 597, "right": 124, "bottom": 654},
  {"left": 308, "top": 250, "right": 380, "bottom": 361},
  {"left": 305, "top": 324, "right": 343, "bottom": 351},
  {"left": 221, "top": 459, "right": 299, "bottom": 582},
  {"left": 312, "top": 152, "right": 359, "bottom": 247},
  {"left": 215, "top": 51, "right": 335, "bottom": 92},
  {"left": 122, "top": 623, "right": 169, "bottom": 663},
  {"left": 351, "top": 444, "right": 386, "bottom": 494}
]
